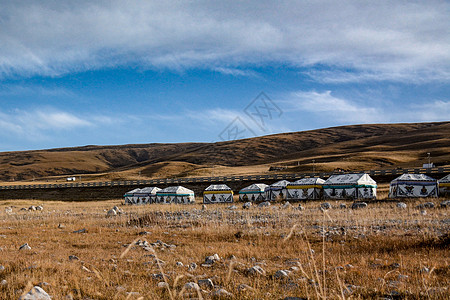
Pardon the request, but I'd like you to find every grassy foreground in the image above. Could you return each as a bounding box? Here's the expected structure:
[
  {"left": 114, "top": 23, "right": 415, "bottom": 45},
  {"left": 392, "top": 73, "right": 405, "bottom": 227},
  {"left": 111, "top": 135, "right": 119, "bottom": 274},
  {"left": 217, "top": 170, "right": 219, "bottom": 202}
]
[{"left": 0, "top": 198, "right": 448, "bottom": 299}]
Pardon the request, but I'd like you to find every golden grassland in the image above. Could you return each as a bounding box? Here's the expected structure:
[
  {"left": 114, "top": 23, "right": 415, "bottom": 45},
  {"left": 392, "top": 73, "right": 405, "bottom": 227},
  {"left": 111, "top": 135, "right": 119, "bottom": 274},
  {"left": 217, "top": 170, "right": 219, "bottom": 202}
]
[{"left": 0, "top": 193, "right": 449, "bottom": 299}]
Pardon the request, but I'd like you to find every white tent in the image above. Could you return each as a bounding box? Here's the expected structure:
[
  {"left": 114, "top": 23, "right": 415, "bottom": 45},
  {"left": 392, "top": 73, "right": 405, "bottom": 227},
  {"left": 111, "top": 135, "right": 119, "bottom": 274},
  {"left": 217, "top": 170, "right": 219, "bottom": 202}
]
[
  {"left": 239, "top": 183, "right": 268, "bottom": 202},
  {"left": 389, "top": 174, "right": 438, "bottom": 198},
  {"left": 156, "top": 186, "right": 195, "bottom": 204},
  {"left": 287, "top": 178, "right": 325, "bottom": 200},
  {"left": 439, "top": 174, "right": 450, "bottom": 196},
  {"left": 124, "top": 187, "right": 161, "bottom": 205},
  {"left": 203, "top": 184, "right": 233, "bottom": 204},
  {"left": 265, "top": 180, "right": 290, "bottom": 201},
  {"left": 323, "top": 173, "right": 377, "bottom": 200}
]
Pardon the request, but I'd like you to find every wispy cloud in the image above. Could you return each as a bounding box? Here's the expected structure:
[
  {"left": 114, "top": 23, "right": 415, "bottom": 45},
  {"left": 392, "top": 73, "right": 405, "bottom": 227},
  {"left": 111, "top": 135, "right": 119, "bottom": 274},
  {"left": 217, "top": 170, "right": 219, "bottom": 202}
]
[
  {"left": 214, "top": 67, "right": 260, "bottom": 78},
  {"left": 0, "top": 1, "right": 448, "bottom": 82}
]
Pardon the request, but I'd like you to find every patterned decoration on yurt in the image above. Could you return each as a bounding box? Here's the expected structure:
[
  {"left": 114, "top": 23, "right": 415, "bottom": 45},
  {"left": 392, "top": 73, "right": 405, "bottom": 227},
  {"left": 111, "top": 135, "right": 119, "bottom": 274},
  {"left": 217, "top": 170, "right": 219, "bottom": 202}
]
[
  {"left": 265, "top": 180, "right": 290, "bottom": 201},
  {"left": 286, "top": 177, "right": 325, "bottom": 200},
  {"left": 124, "top": 187, "right": 161, "bottom": 205},
  {"left": 438, "top": 174, "right": 450, "bottom": 196},
  {"left": 239, "top": 183, "right": 268, "bottom": 202},
  {"left": 323, "top": 173, "right": 377, "bottom": 200},
  {"left": 155, "top": 186, "right": 195, "bottom": 204},
  {"left": 389, "top": 174, "right": 438, "bottom": 198},
  {"left": 203, "top": 184, "right": 234, "bottom": 204}
]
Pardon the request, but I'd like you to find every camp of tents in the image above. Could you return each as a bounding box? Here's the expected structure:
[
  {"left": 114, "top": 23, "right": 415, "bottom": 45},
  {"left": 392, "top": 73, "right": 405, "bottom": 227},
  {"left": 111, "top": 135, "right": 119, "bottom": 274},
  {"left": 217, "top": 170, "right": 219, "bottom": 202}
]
[{"left": 123, "top": 173, "right": 450, "bottom": 205}]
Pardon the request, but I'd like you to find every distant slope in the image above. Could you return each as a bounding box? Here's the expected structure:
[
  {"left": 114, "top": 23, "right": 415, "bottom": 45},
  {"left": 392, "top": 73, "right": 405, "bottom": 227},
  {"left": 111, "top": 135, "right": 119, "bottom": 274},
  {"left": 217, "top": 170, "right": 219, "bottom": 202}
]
[{"left": 0, "top": 122, "right": 449, "bottom": 182}]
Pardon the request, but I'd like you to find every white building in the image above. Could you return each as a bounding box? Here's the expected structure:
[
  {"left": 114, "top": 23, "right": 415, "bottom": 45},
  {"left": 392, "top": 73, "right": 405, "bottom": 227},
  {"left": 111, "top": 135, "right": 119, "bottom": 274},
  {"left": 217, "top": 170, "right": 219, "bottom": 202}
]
[
  {"left": 124, "top": 187, "right": 161, "bottom": 205},
  {"left": 239, "top": 183, "right": 268, "bottom": 202}
]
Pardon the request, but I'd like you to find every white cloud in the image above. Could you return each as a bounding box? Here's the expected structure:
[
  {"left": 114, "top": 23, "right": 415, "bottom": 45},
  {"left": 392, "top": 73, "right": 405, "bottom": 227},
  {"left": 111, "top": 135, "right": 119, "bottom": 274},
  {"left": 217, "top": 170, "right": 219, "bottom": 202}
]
[
  {"left": 0, "top": 108, "right": 93, "bottom": 141},
  {"left": 0, "top": 1, "right": 448, "bottom": 82}
]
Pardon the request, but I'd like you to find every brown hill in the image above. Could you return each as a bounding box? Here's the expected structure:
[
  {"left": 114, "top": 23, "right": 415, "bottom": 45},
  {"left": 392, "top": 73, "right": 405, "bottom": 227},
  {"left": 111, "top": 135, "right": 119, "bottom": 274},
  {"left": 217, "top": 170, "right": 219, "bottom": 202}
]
[{"left": 0, "top": 122, "right": 449, "bottom": 183}]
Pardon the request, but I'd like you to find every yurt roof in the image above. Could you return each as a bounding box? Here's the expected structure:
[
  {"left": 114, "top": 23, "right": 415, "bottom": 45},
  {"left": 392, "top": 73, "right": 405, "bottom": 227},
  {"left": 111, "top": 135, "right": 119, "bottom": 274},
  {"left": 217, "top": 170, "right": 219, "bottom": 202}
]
[
  {"left": 205, "top": 184, "right": 232, "bottom": 191},
  {"left": 125, "top": 188, "right": 142, "bottom": 194},
  {"left": 289, "top": 177, "right": 325, "bottom": 185},
  {"left": 324, "top": 173, "right": 376, "bottom": 185},
  {"left": 239, "top": 183, "right": 268, "bottom": 193},
  {"left": 157, "top": 186, "right": 194, "bottom": 195},
  {"left": 391, "top": 173, "right": 436, "bottom": 182},
  {"left": 439, "top": 174, "right": 450, "bottom": 183},
  {"left": 270, "top": 180, "right": 291, "bottom": 187},
  {"left": 139, "top": 187, "right": 161, "bottom": 194}
]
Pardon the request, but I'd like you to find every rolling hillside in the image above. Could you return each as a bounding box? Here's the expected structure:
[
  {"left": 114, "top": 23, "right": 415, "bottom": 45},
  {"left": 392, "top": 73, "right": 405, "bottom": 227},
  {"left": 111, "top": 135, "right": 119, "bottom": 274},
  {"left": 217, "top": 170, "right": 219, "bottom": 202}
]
[{"left": 0, "top": 122, "right": 449, "bottom": 182}]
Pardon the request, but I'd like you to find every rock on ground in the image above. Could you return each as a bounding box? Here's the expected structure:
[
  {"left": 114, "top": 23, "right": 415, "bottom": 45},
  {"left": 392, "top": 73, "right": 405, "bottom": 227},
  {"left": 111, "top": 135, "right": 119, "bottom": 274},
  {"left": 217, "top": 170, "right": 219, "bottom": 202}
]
[
  {"left": 243, "top": 202, "right": 252, "bottom": 209},
  {"left": 19, "top": 286, "right": 51, "bottom": 300},
  {"left": 247, "top": 265, "right": 266, "bottom": 276},
  {"left": 212, "top": 288, "right": 233, "bottom": 298},
  {"left": 198, "top": 278, "right": 214, "bottom": 289},
  {"left": 320, "top": 202, "right": 332, "bottom": 210},
  {"left": 440, "top": 200, "right": 450, "bottom": 208},
  {"left": 258, "top": 201, "right": 271, "bottom": 207},
  {"left": 351, "top": 202, "right": 368, "bottom": 209},
  {"left": 396, "top": 202, "right": 407, "bottom": 209},
  {"left": 19, "top": 243, "right": 31, "bottom": 251}
]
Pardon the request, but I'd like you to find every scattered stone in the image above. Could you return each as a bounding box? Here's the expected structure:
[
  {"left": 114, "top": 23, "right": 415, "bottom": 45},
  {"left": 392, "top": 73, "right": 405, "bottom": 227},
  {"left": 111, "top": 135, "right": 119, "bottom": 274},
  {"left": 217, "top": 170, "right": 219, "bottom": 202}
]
[
  {"left": 398, "top": 274, "right": 409, "bottom": 280},
  {"left": 339, "top": 203, "right": 347, "bottom": 209},
  {"left": 1, "top": 279, "right": 6, "bottom": 286},
  {"left": 420, "top": 267, "right": 430, "bottom": 273},
  {"left": 5, "top": 207, "right": 12, "bottom": 214},
  {"left": 351, "top": 202, "right": 368, "bottom": 209},
  {"left": 202, "top": 204, "right": 207, "bottom": 211},
  {"left": 440, "top": 200, "right": 450, "bottom": 208},
  {"left": 345, "top": 264, "right": 354, "bottom": 269},
  {"left": 19, "top": 243, "right": 31, "bottom": 251},
  {"left": 283, "top": 297, "right": 307, "bottom": 300},
  {"left": 184, "top": 282, "right": 200, "bottom": 290},
  {"left": 420, "top": 210, "right": 427, "bottom": 216},
  {"left": 73, "top": 228, "right": 86, "bottom": 234},
  {"left": 258, "top": 201, "right": 271, "bottom": 207},
  {"left": 20, "top": 208, "right": 27, "bottom": 211},
  {"left": 188, "top": 263, "right": 197, "bottom": 271},
  {"left": 157, "top": 282, "right": 169, "bottom": 288},
  {"left": 212, "top": 288, "right": 233, "bottom": 298},
  {"left": 396, "top": 202, "right": 407, "bottom": 209},
  {"left": 28, "top": 206, "right": 36, "bottom": 211},
  {"left": 0, "top": 265, "right": 4, "bottom": 271},
  {"left": 36, "top": 206, "right": 43, "bottom": 211},
  {"left": 243, "top": 202, "right": 252, "bottom": 209},
  {"left": 138, "top": 231, "right": 150, "bottom": 235},
  {"left": 320, "top": 202, "right": 331, "bottom": 210},
  {"left": 238, "top": 284, "right": 254, "bottom": 292},
  {"left": 204, "top": 254, "right": 220, "bottom": 265},
  {"left": 19, "top": 286, "right": 51, "bottom": 300},
  {"left": 274, "top": 270, "right": 290, "bottom": 279},
  {"left": 296, "top": 204, "right": 305, "bottom": 211},
  {"left": 107, "top": 209, "right": 117, "bottom": 217},
  {"left": 247, "top": 265, "right": 266, "bottom": 276},
  {"left": 282, "top": 201, "right": 291, "bottom": 209},
  {"left": 69, "top": 255, "right": 79, "bottom": 261},
  {"left": 57, "top": 224, "right": 65, "bottom": 229},
  {"left": 417, "top": 202, "right": 435, "bottom": 209},
  {"left": 227, "top": 205, "right": 237, "bottom": 210},
  {"left": 198, "top": 278, "right": 214, "bottom": 289},
  {"left": 175, "top": 261, "right": 184, "bottom": 267}
]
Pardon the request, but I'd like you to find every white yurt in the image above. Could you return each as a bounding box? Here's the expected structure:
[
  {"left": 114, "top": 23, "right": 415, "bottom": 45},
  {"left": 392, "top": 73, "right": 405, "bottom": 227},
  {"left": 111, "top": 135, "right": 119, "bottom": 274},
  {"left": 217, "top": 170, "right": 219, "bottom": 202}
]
[
  {"left": 389, "top": 174, "right": 438, "bottom": 198},
  {"left": 124, "top": 187, "right": 162, "bottom": 205},
  {"left": 323, "top": 173, "right": 377, "bottom": 200},
  {"left": 239, "top": 183, "right": 268, "bottom": 202},
  {"left": 155, "top": 186, "right": 195, "bottom": 204},
  {"left": 439, "top": 174, "right": 450, "bottom": 196},
  {"left": 265, "top": 180, "right": 290, "bottom": 201},
  {"left": 287, "top": 177, "right": 325, "bottom": 200},
  {"left": 203, "top": 184, "right": 234, "bottom": 204}
]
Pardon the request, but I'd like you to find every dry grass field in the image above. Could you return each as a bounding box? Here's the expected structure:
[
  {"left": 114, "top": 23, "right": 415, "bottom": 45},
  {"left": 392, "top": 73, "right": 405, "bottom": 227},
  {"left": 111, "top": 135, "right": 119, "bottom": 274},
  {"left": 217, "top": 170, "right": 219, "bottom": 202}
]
[{"left": 0, "top": 196, "right": 449, "bottom": 299}]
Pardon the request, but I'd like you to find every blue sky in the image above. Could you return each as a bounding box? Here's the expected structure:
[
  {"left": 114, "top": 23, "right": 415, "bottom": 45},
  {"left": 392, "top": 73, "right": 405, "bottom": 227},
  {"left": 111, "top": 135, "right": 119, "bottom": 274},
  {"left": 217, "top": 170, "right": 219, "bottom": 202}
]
[{"left": 0, "top": 1, "right": 449, "bottom": 151}]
